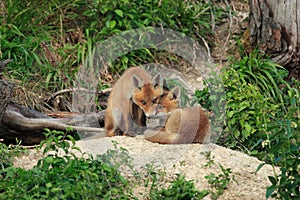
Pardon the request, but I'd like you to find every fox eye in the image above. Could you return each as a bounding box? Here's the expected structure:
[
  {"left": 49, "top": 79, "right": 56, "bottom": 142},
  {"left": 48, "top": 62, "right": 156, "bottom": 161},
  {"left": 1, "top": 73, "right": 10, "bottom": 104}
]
[
  {"left": 141, "top": 100, "right": 146, "bottom": 105},
  {"left": 152, "top": 98, "right": 159, "bottom": 104}
]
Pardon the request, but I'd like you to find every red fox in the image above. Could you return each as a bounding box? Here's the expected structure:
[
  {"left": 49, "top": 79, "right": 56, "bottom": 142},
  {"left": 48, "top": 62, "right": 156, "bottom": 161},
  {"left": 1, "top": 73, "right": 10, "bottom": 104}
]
[
  {"left": 144, "top": 87, "right": 210, "bottom": 144},
  {"left": 105, "top": 67, "right": 163, "bottom": 137}
]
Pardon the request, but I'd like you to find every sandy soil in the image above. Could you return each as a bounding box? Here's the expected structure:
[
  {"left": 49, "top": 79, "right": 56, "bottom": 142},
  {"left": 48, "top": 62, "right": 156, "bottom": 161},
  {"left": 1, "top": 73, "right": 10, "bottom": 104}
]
[{"left": 14, "top": 136, "right": 277, "bottom": 200}]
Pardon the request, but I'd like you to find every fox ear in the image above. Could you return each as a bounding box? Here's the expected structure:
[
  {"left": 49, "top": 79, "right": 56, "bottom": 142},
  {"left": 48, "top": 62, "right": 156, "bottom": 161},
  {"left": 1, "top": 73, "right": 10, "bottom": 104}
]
[
  {"left": 168, "top": 86, "right": 180, "bottom": 100},
  {"left": 163, "top": 79, "right": 169, "bottom": 90},
  {"left": 172, "top": 86, "right": 180, "bottom": 98},
  {"left": 132, "top": 75, "right": 144, "bottom": 89},
  {"left": 151, "top": 73, "right": 161, "bottom": 88}
]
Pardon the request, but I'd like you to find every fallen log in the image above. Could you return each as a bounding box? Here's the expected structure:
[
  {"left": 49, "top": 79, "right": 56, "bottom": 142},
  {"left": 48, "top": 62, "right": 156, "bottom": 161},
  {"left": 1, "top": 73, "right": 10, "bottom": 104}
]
[{"left": 0, "top": 104, "right": 106, "bottom": 145}]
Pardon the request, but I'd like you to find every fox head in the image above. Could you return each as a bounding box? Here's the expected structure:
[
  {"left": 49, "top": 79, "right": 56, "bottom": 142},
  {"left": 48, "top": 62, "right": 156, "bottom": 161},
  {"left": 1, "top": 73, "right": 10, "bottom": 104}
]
[
  {"left": 132, "top": 73, "right": 163, "bottom": 118},
  {"left": 156, "top": 86, "right": 181, "bottom": 116}
]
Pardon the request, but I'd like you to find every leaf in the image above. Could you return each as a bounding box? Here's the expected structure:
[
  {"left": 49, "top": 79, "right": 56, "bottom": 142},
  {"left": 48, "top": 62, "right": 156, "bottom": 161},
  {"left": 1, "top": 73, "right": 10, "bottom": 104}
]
[
  {"left": 106, "top": 20, "right": 117, "bottom": 29},
  {"left": 266, "top": 185, "right": 276, "bottom": 199},
  {"left": 46, "top": 182, "right": 52, "bottom": 188},
  {"left": 244, "top": 123, "right": 251, "bottom": 134},
  {"left": 227, "top": 111, "right": 235, "bottom": 118},
  {"left": 114, "top": 9, "right": 123, "bottom": 17},
  {"left": 234, "top": 130, "right": 240, "bottom": 138},
  {"left": 255, "top": 162, "right": 266, "bottom": 173},
  {"left": 268, "top": 176, "right": 277, "bottom": 185}
]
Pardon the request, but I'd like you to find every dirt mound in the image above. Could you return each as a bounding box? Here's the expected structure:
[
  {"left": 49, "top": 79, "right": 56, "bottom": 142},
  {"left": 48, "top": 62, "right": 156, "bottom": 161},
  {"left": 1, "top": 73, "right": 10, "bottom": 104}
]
[{"left": 15, "top": 136, "right": 276, "bottom": 199}]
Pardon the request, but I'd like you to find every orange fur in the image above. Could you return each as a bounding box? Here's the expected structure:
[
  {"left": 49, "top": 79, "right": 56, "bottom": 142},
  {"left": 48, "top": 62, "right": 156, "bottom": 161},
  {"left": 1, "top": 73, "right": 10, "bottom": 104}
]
[
  {"left": 144, "top": 87, "right": 210, "bottom": 144},
  {"left": 105, "top": 67, "right": 163, "bottom": 137}
]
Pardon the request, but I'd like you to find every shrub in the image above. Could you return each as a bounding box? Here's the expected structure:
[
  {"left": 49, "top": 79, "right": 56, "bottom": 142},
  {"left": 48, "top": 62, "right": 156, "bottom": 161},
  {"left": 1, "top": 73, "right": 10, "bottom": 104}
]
[
  {"left": 195, "top": 50, "right": 300, "bottom": 200},
  {"left": 0, "top": 130, "right": 136, "bottom": 199}
]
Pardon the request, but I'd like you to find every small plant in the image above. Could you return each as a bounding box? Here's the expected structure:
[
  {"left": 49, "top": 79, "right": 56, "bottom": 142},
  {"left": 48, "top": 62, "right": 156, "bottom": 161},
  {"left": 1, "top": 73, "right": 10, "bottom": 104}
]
[
  {"left": 201, "top": 151, "right": 215, "bottom": 168},
  {"left": 142, "top": 161, "right": 166, "bottom": 190},
  {"left": 259, "top": 83, "right": 300, "bottom": 199},
  {"left": 142, "top": 160, "right": 210, "bottom": 199},
  {"left": 149, "top": 174, "right": 209, "bottom": 200},
  {"left": 202, "top": 151, "right": 238, "bottom": 199},
  {"left": 193, "top": 70, "right": 227, "bottom": 139},
  {"left": 266, "top": 153, "right": 300, "bottom": 199},
  {"left": 205, "top": 165, "right": 237, "bottom": 200},
  {"left": 39, "top": 128, "right": 80, "bottom": 156},
  {"left": 96, "top": 140, "right": 140, "bottom": 179},
  {"left": 0, "top": 140, "right": 23, "bottom": 169}
]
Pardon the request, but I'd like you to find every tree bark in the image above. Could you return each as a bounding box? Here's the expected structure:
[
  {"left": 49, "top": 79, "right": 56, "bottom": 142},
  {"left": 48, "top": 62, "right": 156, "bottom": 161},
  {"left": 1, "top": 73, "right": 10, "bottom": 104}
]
[{"left": 249, "top": 0, "right": 300, "bottom": 78}]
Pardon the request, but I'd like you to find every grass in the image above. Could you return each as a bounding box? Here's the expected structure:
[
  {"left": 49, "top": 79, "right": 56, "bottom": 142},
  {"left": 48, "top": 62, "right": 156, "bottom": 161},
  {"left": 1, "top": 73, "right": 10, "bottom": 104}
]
[
  {"left": 1, "top": 0, "right": 299, "bottom": 199},
  {"left": 1, "top": 0, "right": 227, "bottom": 94}
]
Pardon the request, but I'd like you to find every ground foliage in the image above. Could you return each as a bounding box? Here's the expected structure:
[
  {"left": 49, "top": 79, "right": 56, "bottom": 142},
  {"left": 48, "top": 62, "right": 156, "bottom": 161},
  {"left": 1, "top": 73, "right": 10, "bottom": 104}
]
[
  {"left": 0, "top": 0, "right": 299, "bottom": 199},
  {"left": 196, "top": 50, "right": 300, "bottom": 199}
]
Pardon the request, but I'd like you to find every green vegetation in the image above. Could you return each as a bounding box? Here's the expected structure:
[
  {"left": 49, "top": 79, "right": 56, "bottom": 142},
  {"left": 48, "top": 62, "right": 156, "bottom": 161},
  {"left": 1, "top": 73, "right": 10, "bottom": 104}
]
[
  {"left": 1, "top": 0, "right": 226, "bottom": 91},
  {"left": 149, "top": 174, "right": 209, "bottom": 200},
  {"left": 0, "top": 131, "right": 212, "bottom": 199},
  {"left": 196, "top": 50, "right": 300, "bottom": 199},
  {"left": 0, "top": 141, "right": 23, "bottom": 169},
  {"left": 0, "top": 131, "right": 136, "bottom": 199},
  {"left": 201, "top": 151, "right": 238, "bottom": 200},
  {"left": 1, "top": 0, "right": 299, "bottom": 199}
]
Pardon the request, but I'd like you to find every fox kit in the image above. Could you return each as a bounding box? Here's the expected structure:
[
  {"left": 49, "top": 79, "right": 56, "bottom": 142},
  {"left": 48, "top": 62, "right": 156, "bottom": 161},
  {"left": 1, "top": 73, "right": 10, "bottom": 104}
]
[
  {"left": 105, "top": 67, "right": 163, "bottom": 137},
  {"left": 144, "top": 87, "right": 210, "bottom": 144},
  {"left": 145, "top": 86, "right": 180, "bottom": 128}
]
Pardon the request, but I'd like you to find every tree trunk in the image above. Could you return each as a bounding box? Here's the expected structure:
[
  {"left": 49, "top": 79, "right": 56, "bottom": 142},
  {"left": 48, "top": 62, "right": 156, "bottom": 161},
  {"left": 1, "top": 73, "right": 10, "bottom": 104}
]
[{"left": 249, "top": 0, "right": 300, "bottom": 79}]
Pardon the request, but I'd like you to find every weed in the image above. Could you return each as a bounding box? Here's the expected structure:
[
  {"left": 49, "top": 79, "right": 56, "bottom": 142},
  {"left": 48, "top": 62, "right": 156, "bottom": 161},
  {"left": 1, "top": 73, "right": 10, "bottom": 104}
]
[
  {"left": 260, "top": 84, "right": 300, "bottom": 199},
  {"left": 142, "top": 161, "right": 166, "bottom": 189},
  {"left": 229, "top": 50, "right": 290, "bottom": 111},
  {"left": 205, "top": 165, "right": 237, "bottom": 200},
  {"left": 0, "top": 130, "right": 136, "bottom": 199},
  {"left": 201, "top": 151, "right": 215, "bottom": 168},
  {"left": 202, "top": 151, "right": 238, "bottom": 200},
  {"left": 0, "top": 140, "right": 23, "bottom": 169},
  {"left": 149, "top": 174, "right": 209, "bottom": 200},
  {"left": 1, "top": 0, "right": 227, "bottom": 92}
]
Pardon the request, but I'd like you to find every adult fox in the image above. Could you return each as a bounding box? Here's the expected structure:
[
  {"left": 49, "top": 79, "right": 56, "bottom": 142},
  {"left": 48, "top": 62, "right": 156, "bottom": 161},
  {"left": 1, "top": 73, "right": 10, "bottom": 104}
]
[
  {"left": 105, "top": 67, "right": 163, "bottom": 137},
  {"left": 144, "top": 87, "right": 210, "bottom": 144}
]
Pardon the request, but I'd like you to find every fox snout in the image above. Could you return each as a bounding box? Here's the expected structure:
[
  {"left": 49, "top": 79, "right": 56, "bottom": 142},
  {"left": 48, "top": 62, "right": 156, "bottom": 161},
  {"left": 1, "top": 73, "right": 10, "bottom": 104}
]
[
  {"left": 143, "top": 103, "right": 161, "bottom": 118},
  {"left": 153, "top": 104, "right": 166, "bottom": 117}
]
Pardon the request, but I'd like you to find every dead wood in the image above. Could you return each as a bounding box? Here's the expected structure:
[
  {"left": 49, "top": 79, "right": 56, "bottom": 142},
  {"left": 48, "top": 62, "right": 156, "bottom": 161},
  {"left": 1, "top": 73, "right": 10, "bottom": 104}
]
[
  {"left": 44, "top": 87, "right": 112, "bottom": 103},
  {"left": 1, "top": 102, "right": 106, "bottom": 145},
  {"left": 249, "top": 0, "right": 300, "bottom": 79}
]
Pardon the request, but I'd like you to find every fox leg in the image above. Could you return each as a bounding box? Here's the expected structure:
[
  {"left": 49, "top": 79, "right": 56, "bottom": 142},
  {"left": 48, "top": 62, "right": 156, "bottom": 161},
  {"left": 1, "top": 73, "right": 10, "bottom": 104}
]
[
  {"left": 124, "top": 112, "right": 144, "bottom": 136},
  {"left": 104, "top": 108, "right": 115, "bottom": 137},
  {"left": 105, "top": 107, "right": 124, "bottom": 137}
]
